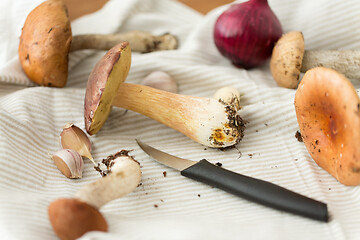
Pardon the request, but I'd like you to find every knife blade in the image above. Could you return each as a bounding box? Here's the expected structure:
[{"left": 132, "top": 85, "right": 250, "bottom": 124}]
[{"left": 136, "top": 139, "right": 328, "bottom": 222}]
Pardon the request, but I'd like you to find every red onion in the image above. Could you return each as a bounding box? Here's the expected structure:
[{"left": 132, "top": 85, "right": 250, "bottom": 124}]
[{"left": 214, "top": 0, "right": 282, "bottom": 69}]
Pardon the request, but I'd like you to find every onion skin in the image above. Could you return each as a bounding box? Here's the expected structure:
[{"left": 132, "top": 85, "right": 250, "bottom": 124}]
[{"left": 214, "top": 0, "right": 282, "bottom": 69}]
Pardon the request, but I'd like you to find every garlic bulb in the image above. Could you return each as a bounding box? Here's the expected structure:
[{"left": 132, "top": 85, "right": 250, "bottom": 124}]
[
  {"left": 141, "top": 71, "right": 178, "bottom": 93},
  {"left": 60, "top": 123, "right": 95, "bottom": 166},
  {"left": 52, "top": 149, "right": 84, "bottom": 179}
]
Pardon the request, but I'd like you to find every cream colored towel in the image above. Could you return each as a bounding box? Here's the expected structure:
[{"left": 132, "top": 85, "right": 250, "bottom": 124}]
[{"left": 0, "top": 0, "right": 360, "bottom": 239}]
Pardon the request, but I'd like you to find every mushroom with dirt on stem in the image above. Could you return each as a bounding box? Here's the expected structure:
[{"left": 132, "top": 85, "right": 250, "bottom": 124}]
[
  {"left": 294, "top": 67, "right": 360, "bottom": 186},
  {"left": 18, "top": 0, "right": 178, "bottom": 87},
  {"left": 270, "top": 31, "right": 360, "bottom": 89},
  {"left": 84, "top": 42, "right": 246, "bottom": 148},
  {"left": 48, "top": 150, "right": 141, "bottom": 240}
]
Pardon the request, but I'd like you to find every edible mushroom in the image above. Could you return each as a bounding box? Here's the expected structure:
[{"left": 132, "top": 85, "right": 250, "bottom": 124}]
[
  {"left": 270, "top": 31, "right": 360, "bottom": 89},
  {"left": 294, "top": 67, "right": 360, "bottom": 186},
  {"left": 49, "top": 150, "right": 141, "bottom": 240},
  {"left": 84, "top": 42, "right": 246, "bottom": 148},
  {"left": 18, "top": 0, "right": 178, "bottom": 87}
]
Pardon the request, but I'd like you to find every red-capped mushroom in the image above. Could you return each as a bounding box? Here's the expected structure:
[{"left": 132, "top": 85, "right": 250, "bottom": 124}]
[{"left": 295, "top": 67, "right": 360, "bottom": 186}]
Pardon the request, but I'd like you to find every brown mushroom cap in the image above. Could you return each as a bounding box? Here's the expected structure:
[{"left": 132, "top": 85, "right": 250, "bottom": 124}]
[
  {"left": 84, "top": 42, "right": 131, "bottom": 135},
  {"left": 48, "top": 198, "right": 108, "bottom": 240},
  {"left": 270, "top": 31, "right": 304, "bottom": 89},
  {"left": 294, "top": 67, "right": 360, "bottom": 186},
  {"left": 18, "top": 0, "right": 72, "bottom": 87}
]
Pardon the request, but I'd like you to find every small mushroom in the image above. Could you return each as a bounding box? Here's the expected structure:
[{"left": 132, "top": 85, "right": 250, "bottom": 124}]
[
  {"left": 18, "top": 0, "right": 178, "bottom": 87},
  {"left": 270, "top": 31, "right": 360, "bottom": 89},
  {"left": 49, "top": 151, "right": 141, "bottom": 240},
  {"left": 294, "top": 67, "right": 360, "bottom": 186},
  {"left": 84, "top": 42, "right": 246, "bottom": 148}
]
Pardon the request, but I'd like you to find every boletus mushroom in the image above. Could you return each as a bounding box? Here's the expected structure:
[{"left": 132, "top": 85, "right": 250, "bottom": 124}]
[
  {"left": 84, "top": 42, "right": 246, "bottom": 148},
  {"left": 18, "top": 0, "right": 178, "bottom": 87},
  {"left": 270, "top": 31, "right": 360, "bottom": 89},
  {"left": 294, "top": 67, "right": 360, "bottom": 186},
  {"left": 49, "top": 150, "right": 141, "bottom": 240}
]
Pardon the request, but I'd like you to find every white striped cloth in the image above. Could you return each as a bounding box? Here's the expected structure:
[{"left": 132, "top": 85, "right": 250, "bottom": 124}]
[{"left": 0, "top": 0, "right": 360, "bottom": 239}]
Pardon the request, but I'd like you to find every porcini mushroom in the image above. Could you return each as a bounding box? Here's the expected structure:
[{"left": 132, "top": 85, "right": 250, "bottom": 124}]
[
  {"left": 18, "top": 0, "right": 178, "bottom": 87},
  {"left": 84, "top": 42, "right": 246, "bottom": 148},
  {"left": 294, "top": 67, "right": 360, "bottom": 186},
  {"left": 49, "top": 150, "right": 141, "bottom": 240},
  {"left": 270, "top": 31, "right": 360, "bottom": 89}
]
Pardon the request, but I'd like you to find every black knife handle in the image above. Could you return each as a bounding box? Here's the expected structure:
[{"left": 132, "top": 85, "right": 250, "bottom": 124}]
[{"left": 181, "top": 159, "right": 328, "bottom": 222}]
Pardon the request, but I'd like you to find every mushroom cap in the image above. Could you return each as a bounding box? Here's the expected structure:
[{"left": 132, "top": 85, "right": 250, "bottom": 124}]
[
  {"left": 270, "top": 31, "right": 304, "bottom": 89},
  {"left": 84, "top": 42, "right": 131, "bottom": 135},
  {"left": 294, "top": 67, "right": 360, "bottom": 186},
  {"left": 48, "top": 198, "right": 108, "bottom": 240},
  {"left": 18, "top": 0, "right": 72, "bottom": 87}
]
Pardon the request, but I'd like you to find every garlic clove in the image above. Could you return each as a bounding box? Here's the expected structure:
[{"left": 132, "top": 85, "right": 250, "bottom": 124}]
[
  {"left": 141, "top": 71, "right": 178, "bottom": 93},
  {"left": 213, "top": 86, "right": 241, "bottom": 109},
  {"left": 60, "top": 123, "right": 96, "bottom": 166},
  {"left": 52, "top": 149, "right": 84, "bottom": 179}
]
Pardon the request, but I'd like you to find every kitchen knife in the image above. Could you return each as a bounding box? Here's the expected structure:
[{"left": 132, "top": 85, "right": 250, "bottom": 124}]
[{"left": 136, "top": 139, "right": 328, "bottom": 222}]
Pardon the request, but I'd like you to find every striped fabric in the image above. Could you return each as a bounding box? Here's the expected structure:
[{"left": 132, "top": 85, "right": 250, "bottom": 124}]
[{"left": 0, "top": 0, "right": 360, "bottom": 239}]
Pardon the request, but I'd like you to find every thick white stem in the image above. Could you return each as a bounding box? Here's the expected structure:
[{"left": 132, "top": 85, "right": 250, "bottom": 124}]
[
  {"left": 75, "top": 155, "right": 141, "bottom": 209},
  {"left": 113, "top": 83, "right": 246, "bottom": 148},
  {"left": 301, "top": 50, "right": 360, "bottom": 80}
]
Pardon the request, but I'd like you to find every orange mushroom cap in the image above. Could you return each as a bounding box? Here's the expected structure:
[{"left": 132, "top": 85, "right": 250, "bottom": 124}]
[
  {"left": 18, "top": 0, "right": 72, "bottom": 87},
  {"left": 295, "top": 67, "right": 360, "bottom": 186}
]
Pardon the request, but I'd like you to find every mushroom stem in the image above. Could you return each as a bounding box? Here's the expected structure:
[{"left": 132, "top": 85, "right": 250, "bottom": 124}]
[
  {"left": 75, "top": 152, "right": 141, "bottom": 209},
  {"left": 301, "top": 50, "right": 360, "bottom": 80},
  {"left": 112, "top": 83, "right": 246, "bottom": 148},
  {"left": 70, "top": 31, "right": 178, "bottom": 53},
  {"left": 49, "top": 151, "right": 141, "bottom": 240}
]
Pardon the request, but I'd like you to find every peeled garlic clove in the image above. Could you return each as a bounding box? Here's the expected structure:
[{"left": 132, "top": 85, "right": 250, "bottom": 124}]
[
  {"left": 213, "top": 86, "right": 241, "bottom": 109},
  {"left": 60, "top": 123, "right": 95, "bottom": 166},
  {"left": 52, "top": 149, "right": 84, "bottom": 179},
  {"left": 141, "top": 71, "right": 178, "bottom": 93}
]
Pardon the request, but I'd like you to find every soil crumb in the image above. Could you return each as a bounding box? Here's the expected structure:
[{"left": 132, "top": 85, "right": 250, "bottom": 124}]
[{"left": 295, "top": 130, "right": 303, "bottom": 142}]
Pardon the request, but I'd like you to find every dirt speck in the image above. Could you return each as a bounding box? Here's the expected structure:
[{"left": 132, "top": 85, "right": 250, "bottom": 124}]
[{"left": 295, "top": 130, "right": 303, "bottom": 142}]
